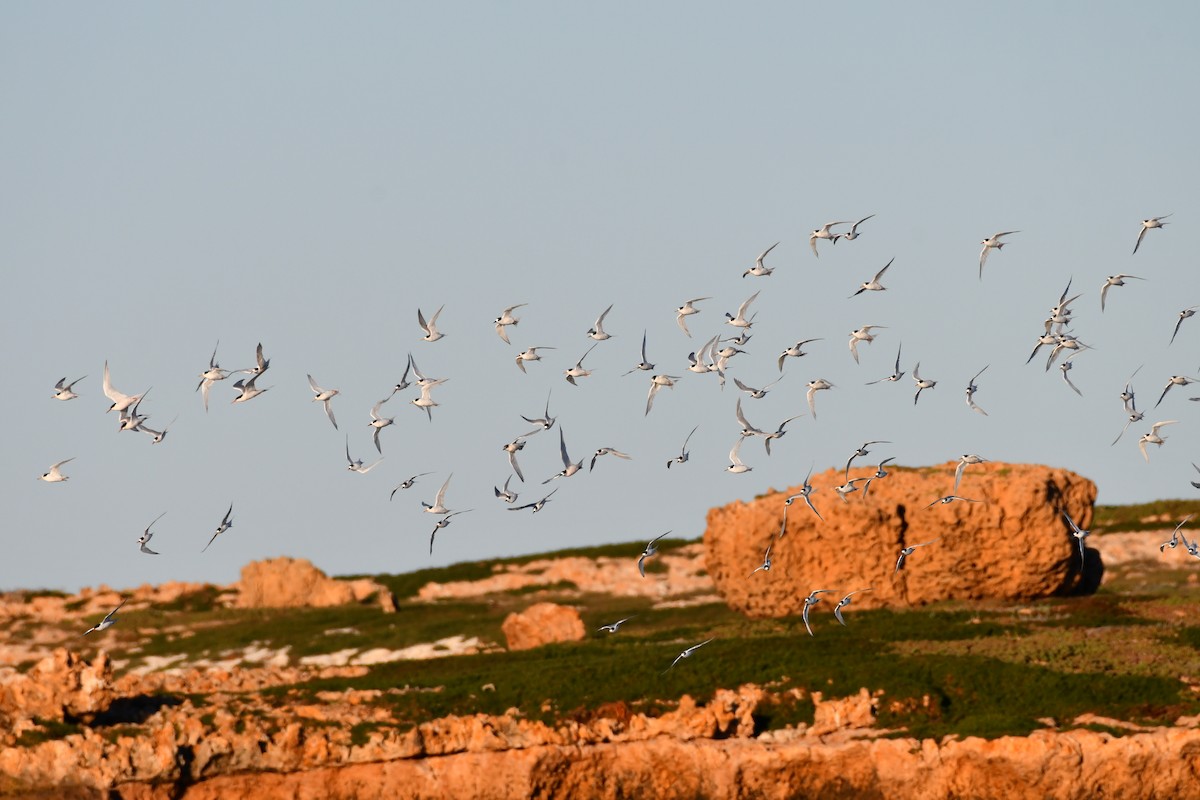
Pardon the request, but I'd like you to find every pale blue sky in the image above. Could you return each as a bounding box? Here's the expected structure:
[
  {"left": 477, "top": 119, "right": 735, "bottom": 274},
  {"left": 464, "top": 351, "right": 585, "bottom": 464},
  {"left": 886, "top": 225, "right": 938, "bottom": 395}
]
[{"left": 3, "top": 3, "right": 1198, "bottom": 592}]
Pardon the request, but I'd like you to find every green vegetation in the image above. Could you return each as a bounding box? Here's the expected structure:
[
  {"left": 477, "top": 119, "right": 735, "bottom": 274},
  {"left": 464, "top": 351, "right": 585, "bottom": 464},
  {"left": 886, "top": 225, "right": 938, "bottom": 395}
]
[
  {"left": 15, "top": 719, "right": 82, "bottom": 747},
  {"left": 1093, "top": 499, "right": 1200, "bottom": 534}
]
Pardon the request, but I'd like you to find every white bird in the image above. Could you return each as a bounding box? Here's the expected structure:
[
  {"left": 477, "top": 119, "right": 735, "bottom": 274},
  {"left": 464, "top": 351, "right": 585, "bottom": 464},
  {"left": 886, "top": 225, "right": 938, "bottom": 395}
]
[
  {"left": 749, "top": 542, "right": 773, "bottom": 577},
  {"left": 39, "top": 458, "right": 74, "bottom": 483},
  {"left": 1192, "top": 463, "right": 1200, "bottom": 490},
  {"left": 623, "top": 330, "right": 655, "bottom": 375},
  {"left": 850, "top": 258, "right": 894, "bottom": 297},
  {"left": 806, "top": 378, "right": 834, "bottom": 419},
  {"left": 422, "top": 474, "right": 454, "bottom": 515},
  {"left": 895, "top": 539, "right": 939, "bottom": 572},
  {"left": 725, "top": 291, "right": 760, "bottom": 329},
  {"left": 586, "top": 303, "right": 615, "bottom": 341},
  {"left": 521, "top": 392, "right": 556, "bottom": 435},
  {"left": 645, "top": 374, "right": 679, "bottom": 416},
  {"left": 369, "top": 396, "right": 395, "bottom": 452},
  {"left": 52, "top": 375, "right": 85, "bottom": 401},
  {"left": 411, "top": 380, "right": 446, "bottom": 422},
  {"left": 391, "top": 472, "right": 433, "bottom": 500},
  {"left": 802, "top": 589, "right": 834, "bottom": 636},
  {"left": 743, "top": 242, "right": 779, "bottom": 278},
  {"left": 733, "top": 375, "right": 783, "bottom": 400},
  {"left": 925, "top": 494, "right": 982, "bottom": 509},
  {"left": 1156, "top": 375, "right": 1198, "bottom": 408},
  {"left": 1138, "top": 420, "right": 1179, "bottom": 463},
  {"left": 1159, "top": 515, "right": 1193, "bottom": 553},
  {"left": 564, "top": 343, "right": 598, "bottom": 386},
  {"left": 429, "top": 509, "right": 472, "bottom": 555},
  {"left": 307, "top": 374, "right": 340, "bottom": 430},
  {"left": 1026, "top": 320, "right": 1061, "bottom": 365},
  {"left": 848, "top": 325, "right": 885, "bottom": 364},
  {"left": 954, "top": 454, "right": 988, "bottom": 494},
  {"left": 675, "top": 297, "right": 711, "bottom": 338},
  {"left": 912, "top": 362, "right": 937, "bottom": 405},
  {"left": 494, "top": 475, "right": 518, "bottom": 504},
  {"left": 196, "top": 343, "right": 231, "bottom": 412},
  {"left": 1100, "top": 274, "right": 1145, "bottom": 312},
  {"left": 597, "top": 617, "right": 636, "bottom": 634},
  {"left": 508, "top": 487, "right": 558, "bottom": 513},
  {"left": 836, "top": 214, "right": 875, "bottom": 243},
  {"left": 862, "top": 458, "right": 895, "bottom": 499},
  {"left": 728, "top": 330, "right": 752, "bottom": 346},
  {"left": 102, "top": 361, "right": 147, "bottom": 415},
  {"left": 138, "top": 512, "right": 165, "bottom": 555},
  {"left": 543, "top": 428, "right": 583, "bottom": 483},
  {"left": 391, "top": 354, "right": 415, "bottom": 394},
  {"left": 763, "top": 414, "right": 804, "bottom": 456},
  {"left": 231, "top": 372, "right": 270, "bottom": 404},
  {"left": 515, "top": 346, "right": 555, "bottom": 373},
  {"left": 1180, "top": 529, "right": 1200, "bottom": 559},
  {"left": 686, "top": 334, "right": 720, "bottom": 375},
  {"left": 141, "top": 415, "right": 177, "bottom": 445},
  {"left": 118, "top": 391, "right": 151, "bottom": 432},
  {"left": 965, "top": 365, "right": 989, "bottom": 416},
  {"left": 726, "top": 437, "right": 752, "bottom": 474},
  {"left": 494, "top": 303, "right": 526, "bottom": 344},
  {"left": 834, "top": 589, "right": 873, "bottom": 626},
  {"left": 785, "top": 465, "right": 823, "bottom": 521},
  {"left": 979, "top": 231, "right": 1018, "bottom": 279},
  {"left": 417, "top": 305, "right": 445, "bottom": 342},
  {"left": 834, "top": 478, "right": 865, "bottom": 503},
  {"left": 1133, "top": 214, "right": 1171, "bottom": 255},
  {"left": 1062, "top": 510, "right": 1091, "bottom": 563},
  {"left": 237, "top": 342, "right": 270, "bottom": 377},
  {"left": 345, "top": 438, "right": 384, "bottom": 474},
  {"left": 502, "top": 438, "right": 527, "bottom": 482},
  {"left": 590, "top": 447, "right": 631, "bottom": 472},
  {"left": 845, "top": 440, "right": 891, "bottom": 474},
  {"left": 667, "top": 425, "right": 698, "bottom": 468},
  {"left": 82, "top": 599, "right": 127, "bottom": 636},
  {"left": 734, "top": 397, "right": 766, "bottom": 437},
  {"left": 638, "top": 530, "right": 671, "bottom": 577},
  {"left": 866, "top": 343, "right": 905, "bottom": 385},
  {"left": 1060, "top": 357, "right": 1083, "bottom": 397},
  {"left": 203, "top": 504, "right": 234, "bottom": 552},
  {"left": 1170, "top": 307, "right": 1197, "bottom": 345},
  {"left": 810, "top": 220, "right": 850, "bottom": 257},
  {"left": 778, "top": 338, "right": 821, "bottom": 372},
  {"left": 664, "top": 638, "right": 714, "bottom": 673}
]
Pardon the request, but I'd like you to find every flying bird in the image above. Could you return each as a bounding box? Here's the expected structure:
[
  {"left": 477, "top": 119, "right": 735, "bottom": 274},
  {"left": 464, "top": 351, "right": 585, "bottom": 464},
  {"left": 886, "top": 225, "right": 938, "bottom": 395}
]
[
  {"left": 138, "top": 512, "right": 165, "bottom": 555},
  {"left": 494, "top": 303, "right": 526, "bottom": 344},
  {"left": 848, "top": 325, "right": 885, "bottom": 364},
  {"left": 979, "top": 231, "right": 1018, "bottom": 279},
  {"left": 39, "top": 458, "right": 74, "bottom": 483},
  {"left": 912, "top": 362, "right": 937, "bottom": 405},
  {"left": 345, "top": 438, "right": 384, "bottom": 474},
  {"left": 835, "top": 214, "right": 875, "bottom": 242},
  {"left": 52, "top": 375, "right": 86, "bottom": 401},
  {"left": 422, "top": 474, "right": 454, "bottom": 515},
  {"left": 778, "top": 338, "right": 821, "bottom": 372},
  {"left": 834, "top": 589, "right": 873, "bottom": 626},
  {"left": 743, "top": 242, "right": 779, "bottom": 278},
  {"left": 417, "top": 305, "right": 445, "bottom": 342},
  {"left": 586, "top": 303, "right": 614, "bottom": 341},
  {"left": 543, "top": 428, "right": 583, "bottom": 483},
  {"left": 428, "top": 510, "right": 472, "bottom": 555},
  {"left": 307, "top": 374, "right": 340, "bottom": 430},
  {"left": 1100, "top": 274, "right": 1145, "bottom": 312},
  {"left": 663, "top": 638, "right": 714, "bottom": 673},
  {"left": 667, "top": 425, "right": 698, "bottom": 468},
  {"left": 391, "top": 473, "right": 433, "bottom": 500},
  {"left": 203, "top": 504, "right": 234, "bottom": 552},
  {"left": 1138, "top": 420, "right": 1179, "bottom": 463},
  {"left": 802, "top": 590, "right": 834, "bottom": 636},
  {"left": 675, "top": 297, "right": 711, "bottom": 338},
  {"left": 809, "top": 220, "right": 850, "bottom": 257},
  {"left": 895, "top": 539, "right": 939, "bottom": 572},
  {"left": 806, "top": 379, "right": 834, "bottom": 419},
  {"left": 1133, "top": 214, "right": 1171, "bottom": 255},
  {"left": 965, "top": 365, "right": 989, "bottom": 416},
  {"left": 638, "top": 531, "right": 671, "bottom": 577},
  {"left": 850, "top": 258, "right": 894, "bottom": 297},
  {"left": 590, "top": 447, "right": 632, "bottom": 472},
  {"left": 82, "top": 599, "right": 127, "bottom": 636}
]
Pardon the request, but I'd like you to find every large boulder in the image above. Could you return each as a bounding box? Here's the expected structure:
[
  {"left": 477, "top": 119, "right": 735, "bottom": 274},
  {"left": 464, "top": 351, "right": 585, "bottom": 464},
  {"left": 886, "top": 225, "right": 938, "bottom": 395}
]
[
  {"left": 0, "top": 648, "right": 114, "bottom": 723},
  {"left": 704, "top": 461, "right": 1097, "bottom": 616},
  {"left": 236, "top": 558, "right": 395, "bottom": 612},
  {"left": 501, "top": 603, "right": 586, "bottom": 651}
]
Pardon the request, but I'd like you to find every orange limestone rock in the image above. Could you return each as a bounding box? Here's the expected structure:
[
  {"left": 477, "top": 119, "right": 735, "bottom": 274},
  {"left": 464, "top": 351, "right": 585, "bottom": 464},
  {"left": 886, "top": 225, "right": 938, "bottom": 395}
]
[
  {"left": 0, "top": 648, "right": 114, "bottom": 725},
  {"left": 236, "top": 557, "right": 395, "bottom": 611},
  {"left": 501, "top": 602, "right": 586, "bottom": 651},
  {"left": 704, "top": 461, "right": 1097, "bottom": 616}
]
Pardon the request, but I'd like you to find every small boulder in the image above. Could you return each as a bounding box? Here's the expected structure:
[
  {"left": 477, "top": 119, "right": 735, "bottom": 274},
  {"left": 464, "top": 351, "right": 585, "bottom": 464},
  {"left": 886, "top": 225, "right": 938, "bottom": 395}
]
[{"left": 501, "top": 602, "right": 585, "bottom": 651}]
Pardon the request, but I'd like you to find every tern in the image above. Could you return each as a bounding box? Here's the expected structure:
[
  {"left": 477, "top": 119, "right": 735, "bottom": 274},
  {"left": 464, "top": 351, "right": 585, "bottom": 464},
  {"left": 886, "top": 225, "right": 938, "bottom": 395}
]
[
  {"left": 1026, "top": 320, "right": 1060, "bottom": 365},
  {"left": 118, "top": 392, "right": 151, "bottom": 432},
  {"left": 810, "top": 220, "right": 850, "bottom": 257},
  {"left": 978, "top": 231, "right": 1018, "bottom": 279},
  {"left": 586, "top": 303, "right": 615, "bottom": 341},
  {"left": 1159, "top": 515, "right": 1194, "bottom": 553},
  {"left": 726, "top": 437, "right": 752, "bottom": 474},
  {"left": 1138, "top": 420, "right": 1178, "bottom": 463},
  {"left": 778, "top": 338, "right": 821, "bottom": 372},
  {"left": 141, "top": 415, "right": 177, "bottom": 445},
  {"left": 763, "top": 414, "right": 804, "bottom": 456},
  {"left": 508, "top": 487, "right": 558, "bottom": 513},
  {"left": 494, "top": 303, "right": 526, "bottom": 344},
  {"left": 417, "top": 305, "right": 445, "bottom": 342},
  {"left": 502, "top": 438, "right": 527, "bottom": 482},
  {"left": 638, "top": 531, "right": 670, "bottom": 577},
  {"left": 867, "top": 343, "right": 905, "bottom": 385},
  {"left": 422, "top": 474, "right": 454, "bottom": 514},
  {"left": 728, "top": 330, "right": 752, "bottom": 346},
  {"left": 345, "top": 438, "right": 384, "bottom": 474},
  {"left": 515, "top": 346, "right": 555, "bottom": 373},
  {"left": 846, "top": 441, "right": 891, "bottom": 474},
  {"left": 895, "top": 539, "right": 939, "bottom": 572},
  {"left": 925, "top": 495, "right": 981, "bottom": 509},
  {"left": 863, "top": 458, "right": 895, "bottom": 499},
  {"left": 543, "top": 428, "right": 583, "bottom": 483},
  {"left": 231, "top": 372, "right": 270, "bottom": 404},
  {"left": 785, "top": 465, "right": 823, "bottom": 521},
  {"left": 203, "top": 504, "right": 234, "bottom": 552},
  {"left": 494, "top": 475, "right": 518, "bottom": 504},
  {"left": 965, "top": 365, "right": 989, "bottom": 416},
  {"left": 138, "top": 512, "right": 165, "bottom": 555},
  {"left": 1170, "top": 307, "right": 1197, "bottom": 345},
  {"left": 735, "top": 398, "right": 766, "bottom": 437},
  {"left": 1112, "top": 410, "right": 1146, "bottom": 446},
  {"left": 848, "top": 325, "right": 885, "bottom": 364},
  {"left": 82, "top": 599, "right": 127, "bottom": 636},
  {"left": 1133, "top": 214, "right": 1171, "bottom": 255},
  {"left": 392, "top": 354, "right": 415, "bottom": 394},
  {"left": 590, "top": 447, "right": 631, "bottom": 472},
  {"left": 368, "top": 396, "right": 395, "bottom": 452},
  {"left": 686, "top": 334, "right": 720, "bottom": 375},
  {"left": 1100, "top": 274, "right": 1145, "bottom": 312},
  {"left": 835, "top": 478, "right": 865, "bottom": 503},
  {"left": 733, "top": 375, "right": 783, "bottom": 400},
  {"left": 802, "top": 590, "right": 834, "bottom": 636},
  {"left": 1192, "top": 463, "right": 1200, "bottom": 490},
  {"left": 1045, "top": 335, "right": 1090, "bottom": 372},
  {"left": 954, "top": 454, "right": 988, "bottom": 494},
  {"left": 407, "top": 354, "right": 443, "bottom": 388},
  {"left": 307, "top": 374, "right": 340, "bottom": 430},
  {"left": 850, "top": 257, "right": 893, "bottom": 297},
  {"left": 834, "top": 589, "right": 873, "bottom": 626},
  {"left": 564, "top": 343, "right": 598, "bottom": 385},
  {"left": 725, "top": 291, "right": 760, "bottom": 329},
  {"left": 743, "top": 242, "right": 779, "bottom": 278},
  {"left": 237, "top": 342, "right": 270, "bottom": 377},
  {"left": 1060, "top": 357, "right": 1083, "bottom": 396},
  {"left": 428, "top": 509, "right": 471, "bottom": 554},
  {"left": 52, "top": 375, "right": 85, "bottom": 401},
  {"left": 912, "top": 362, "right": 937, "bottom": 405},
  {"left": 597, "top": 617, "right": 636, "bottom": 634},
  {"left": 806, "top": 379, "right": 834, "bottom": 419},
  {"left": 1062, "top": 510, "right": 1091, "bottom": 563},
  {"left": 667, "top": 425, "right": 698, "bottom": 468},
  {"left": 675, "top": 297, "right": 711, "bottom": 338},
  {"left": 749, "top": 542, "right": 773, "bottom": 576},
  {"left": 835, "top": 214, "right": 875, "bottom": 243},
  {"left": 1181, "top": 529, "right": 1200, "bottom": 559},
  {"left": 663, "top": 638, "right": 714, "bottom": 674},
  {"left": 196, "top": 343, "right": 232, "bottom": 411},
  {"left": 645, "top": 374, "right": 679, "bottom": 416},
  {"left": 520, "top": 391, "right": 556, "bottom": 434},
  {"left": 102, "top": 361, "right": 147, "bottom": 414},
  {"left": 391, "top": 472, "right": 433, "bottom": 500},
  {"left": 411, "top": 380, "right": 445, "bottom": 422},
  {"left": 623, "top": 330, "right": 655, "bottom": 374},
  {"left": 1156, "top": 375, "right": 1198, "bottom": 408},
  {"left": 39, "top": 458, "right": 74, "bottom": 483}
]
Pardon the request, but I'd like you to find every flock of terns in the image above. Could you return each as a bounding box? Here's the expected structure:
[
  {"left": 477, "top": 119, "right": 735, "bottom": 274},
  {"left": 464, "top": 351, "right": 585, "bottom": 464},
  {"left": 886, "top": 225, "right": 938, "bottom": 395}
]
[{"left": 41, "top": 212, "right": 1200, "bottom": 674}]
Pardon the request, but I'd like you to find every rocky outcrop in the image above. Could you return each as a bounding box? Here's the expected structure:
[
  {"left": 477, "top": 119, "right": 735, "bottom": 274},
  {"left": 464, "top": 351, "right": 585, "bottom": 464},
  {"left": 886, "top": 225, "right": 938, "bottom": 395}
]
[
  {"left": 705, "top": 461, "right": 1098, "bottom": 617},
  {"left": 236, "top": 558, "right": 395, "bottom": 612},
  {"left": 501, "top": 603, "right": 585, "bottom": 651},
  {"left": 0, "top": 649, "right": 113, "bottom": 724}
]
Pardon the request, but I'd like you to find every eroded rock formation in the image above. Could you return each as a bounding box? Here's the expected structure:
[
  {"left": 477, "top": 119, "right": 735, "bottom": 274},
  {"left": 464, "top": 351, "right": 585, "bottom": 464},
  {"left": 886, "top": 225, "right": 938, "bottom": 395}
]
[
  {"left": 501, "top": 602, "right": 585, "bottom": 651},
  {"left": 236, "top": 557, "right": 395, "bottom": 612},
  {"left": 0, "top": 649, "right": 113, "bottom": 724},
  {"left": 705, "top": 461, "right": 1098, "bottom": 616}
]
